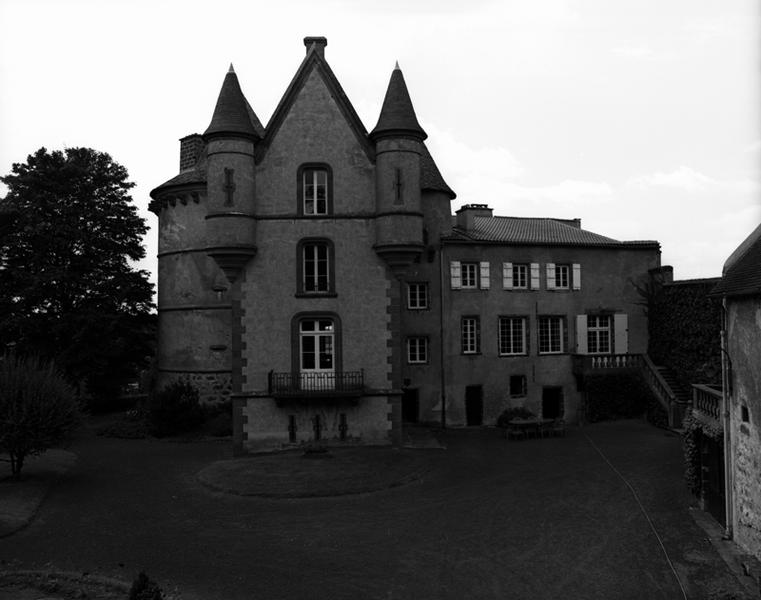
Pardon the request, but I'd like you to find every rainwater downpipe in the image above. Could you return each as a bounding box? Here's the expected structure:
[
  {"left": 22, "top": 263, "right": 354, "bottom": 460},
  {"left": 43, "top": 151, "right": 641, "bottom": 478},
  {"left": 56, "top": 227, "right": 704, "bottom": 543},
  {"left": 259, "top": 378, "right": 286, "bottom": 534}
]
[
  {"left": 439, "top": 241, "right": 447, "bottom": 429},
  {"left": 720, "top": 299, "right": 733, "bottom": 539}
]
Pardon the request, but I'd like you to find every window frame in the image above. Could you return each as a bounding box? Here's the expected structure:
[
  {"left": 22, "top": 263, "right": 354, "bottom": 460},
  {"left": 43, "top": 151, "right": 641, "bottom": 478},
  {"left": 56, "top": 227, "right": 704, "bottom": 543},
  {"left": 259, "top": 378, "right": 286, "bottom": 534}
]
[
  {"left": 296, "top": 238, "right": 336, "bottom": 296},
  {"left": 406, "top": 336, "right": 429, "bottom": 364},
  {"left": 554, "top": 264, "right": 570, "bottom": 289},
  {"left": 461, "top": 262, "right": 478, "bottom": 289},
  {"left": 297, "top": 163, "right": 333, "bottom": 217},
  {"left": 538, "top": 315, "right": 566, "bottom": 355},
  {"left": 498, "top": 316, "right": 528, "bottom": 356},
  {"left": 509, "top": 374, "right": 527, "bottom": 398},
  {"left": 407, "top": 282, "right": 429, "bottom": 310},
  {"left": 587, "top": 314, "right": 612, "bottom": 355},
  {"left": 290, "top": 312, "right": 342, "bottom": 378},
  {"left": 512, "top": 263, "right": 529, "bottom": 289},
  {"left": 461, "top": 316, "right": 481, "bottom": 355}
]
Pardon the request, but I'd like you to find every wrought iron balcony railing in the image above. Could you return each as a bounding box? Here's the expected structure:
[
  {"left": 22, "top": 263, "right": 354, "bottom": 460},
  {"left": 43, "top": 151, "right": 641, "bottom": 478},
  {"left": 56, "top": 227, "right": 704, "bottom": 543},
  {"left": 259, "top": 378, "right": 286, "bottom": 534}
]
[{"left": 268, "top": 370, "right": 365, "bottom": 398}]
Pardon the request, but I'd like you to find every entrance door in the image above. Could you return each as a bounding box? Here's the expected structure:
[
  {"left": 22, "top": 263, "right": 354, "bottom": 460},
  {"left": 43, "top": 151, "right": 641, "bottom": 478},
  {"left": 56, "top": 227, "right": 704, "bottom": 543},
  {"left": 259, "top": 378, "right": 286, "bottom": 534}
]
[
  {"left": 402, "top": 388, "right": 419, "bottom": 423},
  {"left": 299, "top": 318, "right": 334, "bottom": 390},
  {"left": 542, "top": 387, "right": 564, "bottom": 419},
  {"left": 465, "top": 385, "right": 483, "bottom": 426}
]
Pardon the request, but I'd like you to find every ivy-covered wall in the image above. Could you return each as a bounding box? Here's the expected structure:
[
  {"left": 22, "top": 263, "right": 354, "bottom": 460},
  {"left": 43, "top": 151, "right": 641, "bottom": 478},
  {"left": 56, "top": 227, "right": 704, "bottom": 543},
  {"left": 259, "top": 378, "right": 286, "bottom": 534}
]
[{"left": 647, "top": 278, "right": 722, "bottom": 390}]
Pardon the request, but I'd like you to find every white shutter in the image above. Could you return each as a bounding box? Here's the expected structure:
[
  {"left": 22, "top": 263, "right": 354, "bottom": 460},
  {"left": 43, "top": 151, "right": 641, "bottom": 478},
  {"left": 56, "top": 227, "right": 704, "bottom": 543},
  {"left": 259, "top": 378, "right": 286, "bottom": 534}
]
[
  {"left": 503, "top": 262, "right": 513, "bottom": 289},
  {"left": 576, "top": 315, "right": 588, "bottom": 354},
  {"left": 479, "top": 262, "right": 490, "bottom": 289},
  {"left": 450, "top": 261, "right": 461, "bottom": 289},
  {"left": 614, "top": 314, "right": 629, "bottom": 354},
  {"left": 530, "top": 263, "right": 540, "bottom": 289},
  {"left": 572, "top": 263, "right": 581, "bottom": 290},
  {"left": 546, "top": 263, "right": 556, "bottom": 290}
]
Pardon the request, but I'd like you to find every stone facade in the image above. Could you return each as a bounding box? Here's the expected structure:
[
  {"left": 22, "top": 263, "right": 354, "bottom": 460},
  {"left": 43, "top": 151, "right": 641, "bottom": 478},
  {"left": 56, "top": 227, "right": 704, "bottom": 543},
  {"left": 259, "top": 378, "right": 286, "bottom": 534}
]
[
  {"left": 150, "top": 37, "right": 663, "bottom": 453},
  {"left": 726, "top": 291, "right": 761, "bottom": 559}
]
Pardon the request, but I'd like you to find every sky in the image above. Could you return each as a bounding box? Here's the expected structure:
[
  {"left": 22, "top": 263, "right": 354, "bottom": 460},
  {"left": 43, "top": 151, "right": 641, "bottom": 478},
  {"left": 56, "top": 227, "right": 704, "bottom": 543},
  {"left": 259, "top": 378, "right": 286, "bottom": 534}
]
[{"left": 1, "top": 0, "right": 759, "bottom": 288}]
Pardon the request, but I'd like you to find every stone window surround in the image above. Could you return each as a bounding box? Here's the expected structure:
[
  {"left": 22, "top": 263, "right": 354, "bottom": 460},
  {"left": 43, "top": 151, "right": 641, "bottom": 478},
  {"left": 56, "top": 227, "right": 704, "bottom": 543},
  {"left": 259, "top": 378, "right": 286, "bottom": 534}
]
[{"left": 297, "top": 163, "right": 333, "bottom": 216}]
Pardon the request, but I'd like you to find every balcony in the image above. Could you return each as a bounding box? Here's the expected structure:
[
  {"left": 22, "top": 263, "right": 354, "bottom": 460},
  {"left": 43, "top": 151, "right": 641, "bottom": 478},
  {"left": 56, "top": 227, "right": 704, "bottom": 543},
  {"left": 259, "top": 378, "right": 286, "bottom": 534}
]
[
  {"left": 691, "top": 384, "right": 722, "bottom": 424},
  {"left": 572, "top": 353, "right": 642, "bottom": 376},
  {"left": 268, "top": 370, "right": 365, "bottom": 402}
]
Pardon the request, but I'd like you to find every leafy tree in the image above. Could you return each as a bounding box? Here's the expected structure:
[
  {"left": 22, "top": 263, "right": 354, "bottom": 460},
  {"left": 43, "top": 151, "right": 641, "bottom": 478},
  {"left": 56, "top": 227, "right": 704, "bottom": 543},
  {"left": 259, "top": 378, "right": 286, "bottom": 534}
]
[
  {"left": 0, "top": 147, "right": 155, "bottom": 405},
  {"left": 0, "top": 354, "right": 82, "bottom": 479}
]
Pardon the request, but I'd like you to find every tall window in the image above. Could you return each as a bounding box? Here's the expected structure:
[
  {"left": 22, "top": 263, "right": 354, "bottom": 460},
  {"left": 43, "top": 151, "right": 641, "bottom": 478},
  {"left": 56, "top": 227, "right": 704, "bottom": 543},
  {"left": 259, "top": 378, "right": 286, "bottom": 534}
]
[
  {"left": 499, "top": 317, "right": 527, "bottom": 355},
  {"left": 509, "top": 375, "right": 527, "bottom": 397},
  {"left": 461, "top": 316, "right": 480, "bottom": 354},
  {"left": 298, "top": 164, "right": 332, "bottom": 216},
  {"left": 587, "top": 315, "right": 611, "bottom": 354},
  {"left": 513, "top": 264, "right": 528, "bottom": 289},
  {"left": 555, "top": 264, "right": 570, "bottom": 289},
  {"left": 407, "top": 282, "right": 429, "bottom": 310},
  {"left": 407, "top": 337, "right": 428, "bottom": 364},
  {"left": 461, "top": 263, "right": 478, "bottom": 288},
  {"left": 538, "top": 316, "right": 565, "bottom": 354},
  {"left": 300, "top": 318, "right": 334, "bottom": 390},
  {"left": 298, "top": 239, "right": 334, "bottom": 295}
]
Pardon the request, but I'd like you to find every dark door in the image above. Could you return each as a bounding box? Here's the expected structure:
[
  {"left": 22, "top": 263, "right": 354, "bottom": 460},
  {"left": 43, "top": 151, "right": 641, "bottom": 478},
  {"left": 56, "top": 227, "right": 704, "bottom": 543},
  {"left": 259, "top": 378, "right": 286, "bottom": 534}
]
[
  {"left": 402, "top": 388, "right": 419, "bottom": 423},
  {"left": 542, "top": 387, "right": 564, "bottom": 419},
  {"left": 703, "top": 434, "right": 726, "bottom": 527},
  {"left": 465, "top": 385, "right": 483, "bottom": 426}
]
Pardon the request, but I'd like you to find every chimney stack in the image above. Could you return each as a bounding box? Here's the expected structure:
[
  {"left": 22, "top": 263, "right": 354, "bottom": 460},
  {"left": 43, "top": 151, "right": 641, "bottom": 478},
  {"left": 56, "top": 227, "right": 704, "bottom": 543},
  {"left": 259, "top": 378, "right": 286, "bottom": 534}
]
[
  {"left": 304, "top": 36, "right": 327, "bottom": 58},
  {"left": 455, "top": 204, "right": 493, "bottom": 231},
  {"left": 179, "top": 134, "right": 203, "bottom": 172}
]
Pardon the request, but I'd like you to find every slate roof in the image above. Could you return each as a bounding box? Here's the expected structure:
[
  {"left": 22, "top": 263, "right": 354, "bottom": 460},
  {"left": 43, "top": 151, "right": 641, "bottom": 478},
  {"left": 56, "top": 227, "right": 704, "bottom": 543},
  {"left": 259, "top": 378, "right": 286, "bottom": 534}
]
[
  {"left": 370, "top": 64, "right": 427, "bottom": 141},
  {"left": 450, "top": 216, "right": 659, "bottom": 248},
  {"left": 203, "top": 66, "right": 260, "bottom": 139},
  {"left": 421, "top": 145, "right": 456, "bottom": 199},
  {"left": 149, "top": 148, "right": 207, "bottom": 200},
  {"left": 711, "top": 223, "right": 761, "bottom": 298}
]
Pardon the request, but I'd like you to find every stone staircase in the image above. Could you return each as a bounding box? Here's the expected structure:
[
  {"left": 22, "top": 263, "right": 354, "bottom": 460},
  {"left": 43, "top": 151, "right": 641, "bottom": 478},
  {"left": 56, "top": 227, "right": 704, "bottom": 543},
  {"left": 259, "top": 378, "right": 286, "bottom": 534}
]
[{"left": 655, "top": 366, "right": 692, "bottom": 405}]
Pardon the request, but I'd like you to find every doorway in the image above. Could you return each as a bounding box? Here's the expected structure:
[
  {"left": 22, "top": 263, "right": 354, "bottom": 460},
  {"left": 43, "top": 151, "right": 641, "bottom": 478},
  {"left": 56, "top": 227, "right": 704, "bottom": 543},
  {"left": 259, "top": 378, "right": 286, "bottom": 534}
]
[
  {"left": 465, "top": 385, "right": 483, "bottom": 426},
  {"left": 402, "top": 388, "right": 419, "bottom": 423},
  {"left": 542, "top": 387, "right": 564, "bottom": 419}
]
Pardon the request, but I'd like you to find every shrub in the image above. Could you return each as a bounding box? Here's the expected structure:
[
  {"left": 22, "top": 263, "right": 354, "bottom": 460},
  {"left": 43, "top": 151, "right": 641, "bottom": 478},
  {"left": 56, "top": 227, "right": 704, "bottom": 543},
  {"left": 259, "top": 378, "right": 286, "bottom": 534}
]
[
  {"left": 146, "top": 380, "right": 203, "bottom": 438},
  {"left": 496, "top": 406, "right": 535, "bottom": 428},
  {"left": 129, "top": 571, "right": 163, "bottom": 600},
  {"left": 0, "top": 354, "right": 82, "bottom": 479},
  {"left": 586, "top": 373, "right": 650, "bottom": 423}
]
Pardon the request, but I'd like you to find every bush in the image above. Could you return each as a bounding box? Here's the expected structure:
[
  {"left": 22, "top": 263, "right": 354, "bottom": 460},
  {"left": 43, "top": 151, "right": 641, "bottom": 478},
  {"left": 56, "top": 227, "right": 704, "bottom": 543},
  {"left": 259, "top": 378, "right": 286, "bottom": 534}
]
[
  {"left": 0, "top": 354, "right": 82, "bottom": 479},
  {"left": 586, "top": 373, "right": 650, "bottom": 423},
  {"left": 146, "top": 380, "right": 203, "bottom": 438},
  {"left": 496, "top": 406, "right": 535, "bottom": 428},
  {"left": 129, "top": 571, "right": 163, "bottom": 600}
]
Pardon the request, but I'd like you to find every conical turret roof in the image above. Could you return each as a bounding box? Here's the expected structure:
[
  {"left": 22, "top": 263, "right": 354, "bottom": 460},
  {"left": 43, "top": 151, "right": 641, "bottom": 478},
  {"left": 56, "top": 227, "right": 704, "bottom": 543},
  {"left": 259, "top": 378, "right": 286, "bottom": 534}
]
[
  {"left": 370, "top": 63, "right": 427, "bottom": 141},
  {"left": 204, "top": 65, "right": 260, "bottom": 140}
]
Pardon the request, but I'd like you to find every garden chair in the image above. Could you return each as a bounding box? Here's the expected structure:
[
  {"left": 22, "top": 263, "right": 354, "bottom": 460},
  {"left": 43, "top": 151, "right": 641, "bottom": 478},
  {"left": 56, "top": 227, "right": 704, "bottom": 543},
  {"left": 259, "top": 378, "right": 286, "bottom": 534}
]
[
  {"left": 552, "top": 418, "right": 566, "bottom": 437},
  {"left": 506, "top": 423, "right": 526, "bottom": 441}
]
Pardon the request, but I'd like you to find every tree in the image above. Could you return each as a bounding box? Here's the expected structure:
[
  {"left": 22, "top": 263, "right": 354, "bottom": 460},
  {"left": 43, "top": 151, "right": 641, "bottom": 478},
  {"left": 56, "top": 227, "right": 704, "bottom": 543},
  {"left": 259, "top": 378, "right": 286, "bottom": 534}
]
[
  {"left": 0, "top": 147, "right": 155, "bottom": 405},
  {"left": 0, "top": 354, "right": 82, "bottom": 479}
]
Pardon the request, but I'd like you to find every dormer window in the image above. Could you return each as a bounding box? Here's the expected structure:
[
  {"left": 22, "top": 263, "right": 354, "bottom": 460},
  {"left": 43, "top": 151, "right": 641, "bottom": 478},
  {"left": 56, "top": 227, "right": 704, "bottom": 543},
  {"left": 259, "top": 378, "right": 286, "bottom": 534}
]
[{"left": 298, "top": 164, "right": 332, "bottom": 216}]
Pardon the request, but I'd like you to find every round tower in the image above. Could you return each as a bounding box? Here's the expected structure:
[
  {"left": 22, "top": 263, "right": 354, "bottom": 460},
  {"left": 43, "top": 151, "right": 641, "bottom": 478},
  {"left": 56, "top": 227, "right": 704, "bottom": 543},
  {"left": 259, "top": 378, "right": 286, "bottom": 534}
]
[
  {"left": 203, "top": 64, "right": 260, "bottom": 283},
  {"left": 370, "top": 63, "right": 426, "bottom": 277}
]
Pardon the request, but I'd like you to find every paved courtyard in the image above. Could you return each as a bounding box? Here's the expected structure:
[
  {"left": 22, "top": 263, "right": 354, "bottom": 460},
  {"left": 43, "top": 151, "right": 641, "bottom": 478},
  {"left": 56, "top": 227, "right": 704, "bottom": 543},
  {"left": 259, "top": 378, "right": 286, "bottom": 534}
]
[{"left": 0, "top": 420, "right": 751, "bottom": 599}]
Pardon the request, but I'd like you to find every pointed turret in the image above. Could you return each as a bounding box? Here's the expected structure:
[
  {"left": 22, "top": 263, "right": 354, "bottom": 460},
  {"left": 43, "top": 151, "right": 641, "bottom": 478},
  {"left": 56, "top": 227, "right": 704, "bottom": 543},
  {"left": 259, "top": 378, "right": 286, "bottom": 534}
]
[
  {"left": 204, "top": 65, "right": 260, "bottom": 140},
  {"left": 370, "top": 63, "right": 427, "bottom": 141},
  {"left": 371, "top": 64, "right": 426, "bottom": 277},
  {"left": 203, "top": 65, "right": 259, "bottom": 284}
]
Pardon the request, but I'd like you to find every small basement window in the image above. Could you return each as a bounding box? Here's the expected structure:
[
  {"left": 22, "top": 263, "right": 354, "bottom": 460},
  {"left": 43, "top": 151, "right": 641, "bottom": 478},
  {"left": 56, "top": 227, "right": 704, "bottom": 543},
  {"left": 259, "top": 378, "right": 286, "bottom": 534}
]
[{"left": 741, "top": 405, "right": 749, "bottom": 423}]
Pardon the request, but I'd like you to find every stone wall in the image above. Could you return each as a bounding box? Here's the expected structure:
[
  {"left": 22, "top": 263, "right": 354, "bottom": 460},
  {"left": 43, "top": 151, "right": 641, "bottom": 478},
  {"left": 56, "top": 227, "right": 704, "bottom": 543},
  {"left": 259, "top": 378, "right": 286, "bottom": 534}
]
[
  {"left": 647, "top": 278, "right": 722, "bottom": 389},
  {"left": 157, "top": 370, "right": 232, "bottom": 405},
  {"left": 728, "top": 296, "right": 761, "bottom": 560}
]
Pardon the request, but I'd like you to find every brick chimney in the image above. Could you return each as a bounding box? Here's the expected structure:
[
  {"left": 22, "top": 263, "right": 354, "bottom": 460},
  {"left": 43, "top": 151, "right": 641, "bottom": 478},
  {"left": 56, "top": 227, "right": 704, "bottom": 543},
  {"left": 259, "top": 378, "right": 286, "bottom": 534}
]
[
  {"left": 304, "top": 36, "right": 327, "bottom": 59},
  {"left": 455, "top": 204, "right": 493, "bottom": 231},
  {"left": 179, "top": 134, "right": 203, "bottom": 172}
]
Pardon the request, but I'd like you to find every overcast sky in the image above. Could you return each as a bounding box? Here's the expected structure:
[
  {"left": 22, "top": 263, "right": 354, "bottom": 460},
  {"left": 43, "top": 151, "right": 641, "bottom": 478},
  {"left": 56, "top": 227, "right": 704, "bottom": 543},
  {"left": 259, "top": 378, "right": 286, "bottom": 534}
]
[{"left": 1, "top": 0, "right": 759, "bottom": 288}]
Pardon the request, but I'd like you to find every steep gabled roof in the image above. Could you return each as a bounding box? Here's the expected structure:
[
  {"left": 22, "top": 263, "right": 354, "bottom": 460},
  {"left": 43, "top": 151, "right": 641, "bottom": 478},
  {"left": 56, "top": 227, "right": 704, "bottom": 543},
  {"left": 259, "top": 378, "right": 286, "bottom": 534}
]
[
  {"left": 369, "top": 64, "right": 427, "bottom": 141},
  {"left": 256, "top": 44, "right": 374, "bottom": 163},
  {"left": 421, "top": 144, "right": 455, "bottom": 199},
  {"left": 711, "top": 223, "right": 761, "bottom": 298},
  {"left": 448, "top": 216, "right": 660, "bottom": 248},
  {"left": 204, "top": 65, "right": 261, "bottom": 140}
]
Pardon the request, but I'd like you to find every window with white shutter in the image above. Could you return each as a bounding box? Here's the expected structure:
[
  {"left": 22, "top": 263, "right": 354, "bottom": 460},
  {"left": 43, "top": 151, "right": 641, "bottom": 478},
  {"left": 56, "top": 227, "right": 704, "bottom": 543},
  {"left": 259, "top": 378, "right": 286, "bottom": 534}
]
[
  {"left": 613, "top": 314, "right": 629, "bottom": 354},
  {"left": 479, "top": 262, "right": 490, "bottom": 289},
  {"left": 546, "top": 263, "right": 556, "bottom": 290},
  {"left": 450, "top": 261, "right": 461, "bottom": 289},
  {"left": 572, "top": 263, "right": 581, "bottom": 290},
  {"left": 503, "top": 262, "right": 513, "bottom": 289},
  {"left": 530, "top": 263, "right": 540, "bottom": 289},
  {"left": 575, "top": 315, "right": 588, "bottom": 354}
]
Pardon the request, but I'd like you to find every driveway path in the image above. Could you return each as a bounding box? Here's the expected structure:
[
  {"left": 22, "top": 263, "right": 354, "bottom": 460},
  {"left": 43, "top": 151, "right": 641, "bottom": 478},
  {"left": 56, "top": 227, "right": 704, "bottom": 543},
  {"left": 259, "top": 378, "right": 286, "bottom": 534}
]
[{"left": 0, "top": 420, "right": 747, "bottom": 599}]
